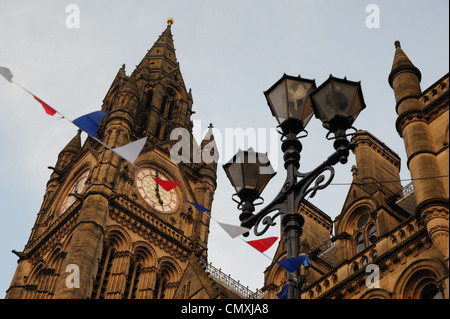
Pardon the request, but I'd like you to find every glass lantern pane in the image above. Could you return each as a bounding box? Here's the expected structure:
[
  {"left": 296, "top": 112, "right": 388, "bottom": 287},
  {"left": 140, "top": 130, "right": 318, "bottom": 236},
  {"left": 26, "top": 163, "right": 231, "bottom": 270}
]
[
  {"left": 333, "top": 81, "right": 356, "bottom": 117},
  {"left": 286, "top": 79, "right": 311, "bottom": 120},
  {"left": 243, "top": 161, "right": 260, "bottom": 190},
  {"left": 225, "top": 162, "right": 244, "bottom": 192},
  {"left": 256, "top": 163, "right": 276, "bottom": 196},
  {"left": 266, "top": 81, "right": 288, "bottom": 124},
  {"left": 311, "top": 83, "right": 336, "bottom": 122},
  {"left": 349, "top": 90, "right": 363, "bottom": 121}
]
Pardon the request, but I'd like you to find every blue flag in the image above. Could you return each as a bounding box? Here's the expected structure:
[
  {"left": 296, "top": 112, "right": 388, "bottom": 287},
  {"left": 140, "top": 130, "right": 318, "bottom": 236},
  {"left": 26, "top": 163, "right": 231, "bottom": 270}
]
[
  {"left": 276, "top": 255, "right": 311, "bottom": 272},
  {"left": 73, "top": 110, "right": 106, "bottom": 137},
  {"left": 186, "top": 200, "right": 209, "bottom": 212},
  {"left": 276, "top": 283, "right": 289, "bottom": 299}
]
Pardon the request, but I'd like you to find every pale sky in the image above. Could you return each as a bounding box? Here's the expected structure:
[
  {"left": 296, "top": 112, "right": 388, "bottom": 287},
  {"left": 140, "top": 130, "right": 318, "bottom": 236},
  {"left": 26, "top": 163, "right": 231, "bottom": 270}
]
[{"left": 0, "top": 0, "right": 448, "bottom": 297}]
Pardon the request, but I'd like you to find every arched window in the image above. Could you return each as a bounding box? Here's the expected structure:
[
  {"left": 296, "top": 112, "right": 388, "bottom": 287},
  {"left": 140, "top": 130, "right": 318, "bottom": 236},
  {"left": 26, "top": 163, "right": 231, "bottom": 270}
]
[
  {"left": 167, "top": 100, "right": 175, "bottom": 119},
  {"left": 355, "top": 232, "right": 365, "bottom": 253},
  {"left": 421, "top": 284, "right": 443, "bottom": 299},
  {"left": 153, "top": 272, "right": 169, "bottom": 299},
  {"left": 367, "top": 224, "right": 377, "bottom": 244},
  {"left": 357, "top": 214, "right": 369, "bottom": 228},
  {"left": 353, "top": 213, "right": 377, "bottom": 254}
]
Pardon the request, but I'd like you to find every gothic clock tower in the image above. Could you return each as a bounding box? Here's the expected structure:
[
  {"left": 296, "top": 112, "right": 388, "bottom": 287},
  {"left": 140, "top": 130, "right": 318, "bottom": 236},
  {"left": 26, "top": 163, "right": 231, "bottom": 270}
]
[{"left": 6, "top": 19, "right": 218, "bottom": 299}]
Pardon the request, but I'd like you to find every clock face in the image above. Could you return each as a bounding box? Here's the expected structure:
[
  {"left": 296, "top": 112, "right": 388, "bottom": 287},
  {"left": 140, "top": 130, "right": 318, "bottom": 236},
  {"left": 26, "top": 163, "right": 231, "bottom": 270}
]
[
  {"left": 59, "top": 170, "right": 90, "bottom": 216},
  {"left": 135, "top": 168, "right": 180, "bottom": 214}
]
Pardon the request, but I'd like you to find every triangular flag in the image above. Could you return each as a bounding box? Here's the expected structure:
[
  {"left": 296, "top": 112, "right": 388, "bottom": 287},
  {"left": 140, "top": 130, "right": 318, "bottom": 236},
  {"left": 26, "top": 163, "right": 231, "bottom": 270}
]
[
  {"left": 112, "top": 137, "right": 147, "bottom": 164},
  {"left": 153, "top": 178, "right": 182, "bottom": 192},
  {"left": 276, "top": 255, "right": 311, "bottom": 272},
  {"left": 0, "top": 66, "right": 13, "bottom": 82},
  {"left": 186, "top": 200, "right": 209, "bottom": 212},
  {"left": 33, "top": 95, "right": 57, "bottom": 116},
  {"left": 73, "top": 110, "right": 106, "bottom": 137},
  {"left": 217, "top": 222, "right": 250, "bottom": 238},
  {"left": 276, "top": 283, "right": 289, "bottom": 299},
  {"left": 246, "top": 236, "right": 278, "bottom": 253}
]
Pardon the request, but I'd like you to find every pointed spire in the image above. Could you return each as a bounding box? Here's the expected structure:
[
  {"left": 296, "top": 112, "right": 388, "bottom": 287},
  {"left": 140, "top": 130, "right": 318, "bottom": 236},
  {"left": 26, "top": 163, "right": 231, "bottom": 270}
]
[
  {"left": 134, "top": 19, "right": 180, "bottom": 81},
  {"left": 201, "top": 123, "right": 219, "bottom": 166},
  {"left": 55, "top": 129, "right": 82, "bottom": 170},
  {"left": 111, "top": 64, "right": 127, "bottom": 87},
  {"left": 61, "top": 129, "right": 82, "bottom": 155},
  {"left": 388, "top": 40, "right": 422, "bottom": 88}
]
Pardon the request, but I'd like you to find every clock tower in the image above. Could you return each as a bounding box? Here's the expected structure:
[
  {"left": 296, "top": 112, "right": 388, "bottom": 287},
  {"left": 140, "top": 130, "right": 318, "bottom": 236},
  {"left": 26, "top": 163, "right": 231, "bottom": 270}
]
[{"left": 6, "top": 20, "right": 218, "bottom": 299}]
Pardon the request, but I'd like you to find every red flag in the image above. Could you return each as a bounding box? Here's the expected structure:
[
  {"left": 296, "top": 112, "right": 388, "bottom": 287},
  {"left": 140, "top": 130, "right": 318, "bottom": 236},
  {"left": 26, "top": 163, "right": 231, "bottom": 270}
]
[
  {"left": 152, "top": 178, "right": 181, "bottom": 192},
  {"left": 34, "top": 95, "right": 57, "bottom": 116},
  {"left": 246, "top": 237, "right": 278, "bottom": 253}
]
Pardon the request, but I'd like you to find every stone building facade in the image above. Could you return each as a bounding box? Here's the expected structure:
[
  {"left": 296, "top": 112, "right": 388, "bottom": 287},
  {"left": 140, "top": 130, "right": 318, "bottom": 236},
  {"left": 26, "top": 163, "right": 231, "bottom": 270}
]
[
  {"left": 5, "top": 22, "right": 449, "bottom": 299},
  {"left": 263, "top": 42, "right": 449, "bottom": 299}
]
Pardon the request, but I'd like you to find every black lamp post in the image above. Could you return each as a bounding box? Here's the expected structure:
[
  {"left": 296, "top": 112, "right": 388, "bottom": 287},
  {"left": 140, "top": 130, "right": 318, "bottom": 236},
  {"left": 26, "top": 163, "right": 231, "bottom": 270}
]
[{"left": 223, "top": 74, "right": 366, "bottom": 299}]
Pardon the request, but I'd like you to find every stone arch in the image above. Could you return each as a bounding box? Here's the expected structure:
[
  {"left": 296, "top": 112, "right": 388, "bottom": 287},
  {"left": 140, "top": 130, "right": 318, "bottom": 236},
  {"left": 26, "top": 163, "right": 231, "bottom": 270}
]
[
  {"left": 157, "top": 256, "right": 182, "bottom": 282},
  {"left": 105, "top": 225, "right": 132, "bottom": 252},
  {"left": 132, "top": 241, "right": 157, "bottom": 268},
  {"left": 393, "top": 258, "right": 447, "bottom": 299},
  {"left": 24, "top": 261, "right": 44, "bottom": 298},
  {"left": 336, "top": 199, "right": 378, "bottom": 258},
  {"left": 360, "top": 288, "right": 392, "bottom": 299},
  {"left": 336, "top": 199, "right": 377, "bottom": 235},
  {"left": 153, "top": 256, "right": 183, "bottom": 299}
]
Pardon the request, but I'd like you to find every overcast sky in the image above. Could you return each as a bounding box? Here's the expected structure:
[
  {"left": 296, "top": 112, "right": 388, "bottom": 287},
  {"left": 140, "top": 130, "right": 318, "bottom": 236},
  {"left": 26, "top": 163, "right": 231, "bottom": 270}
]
[{"left": 0, "top": 0, "right": 448, "bottom": 297}]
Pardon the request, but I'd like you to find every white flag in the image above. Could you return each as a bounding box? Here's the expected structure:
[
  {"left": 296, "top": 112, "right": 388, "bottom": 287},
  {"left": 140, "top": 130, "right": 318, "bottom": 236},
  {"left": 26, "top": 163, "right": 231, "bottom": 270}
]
[
  {"left": 217, "top": 222, "right": 251, "bottom": 238},
  {"left": 112, "top": 137, "right": 147, "bottom": 164},
  {"left": 0, "top": 66, "right": 13, "bottom": 82}
]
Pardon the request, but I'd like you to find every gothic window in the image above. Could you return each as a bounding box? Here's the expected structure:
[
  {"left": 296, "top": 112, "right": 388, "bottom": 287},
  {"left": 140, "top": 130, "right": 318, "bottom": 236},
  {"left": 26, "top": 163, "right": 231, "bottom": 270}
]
[
  {"left": 357, "top": 214, "right": 369, "bottom": 228},
  {"left": 167, "top": 100, "right": 176, "bottom": 119},
  {"left": 155, "top": 122, "right": 162, "bottom": 139},
  {"left": 367, "top": 223, "right": 377, "bottom": 243},
  {"left": 355, "top": 232, "right": 365, "bottom": 254},
  {"left": 153, "top": 273, "right": 168, "bottom": 299},
  {"left": 353, "top": 213, "right": 377, "bottom": 255},
  {"left": 160, "top": 96, "right": 168, "bottom": 115},
  {"left": 91, "top": 245, "right": 114, "bottom": 299},
  {"left": 144, "top": 90, "right": 154, "bottom": 111},
  {"left": 124, "top": 260, "right": 140, "bottom": 299}
]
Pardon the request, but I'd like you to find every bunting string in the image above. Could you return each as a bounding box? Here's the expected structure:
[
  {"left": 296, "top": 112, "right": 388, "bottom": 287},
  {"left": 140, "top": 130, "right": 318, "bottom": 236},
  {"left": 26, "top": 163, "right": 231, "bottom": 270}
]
[
  {"left": 1, "top": 66, "right": 147, "bottom": 167},
  {"left": 3, "top": 66, "right": 310, "bottom": 297}
]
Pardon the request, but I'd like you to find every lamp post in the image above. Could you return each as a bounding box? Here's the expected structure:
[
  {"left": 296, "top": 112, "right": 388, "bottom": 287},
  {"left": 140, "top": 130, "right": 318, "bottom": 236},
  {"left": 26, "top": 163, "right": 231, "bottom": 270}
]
[{"left": 223, "top": 74, "right": 366, "bottom": 299}]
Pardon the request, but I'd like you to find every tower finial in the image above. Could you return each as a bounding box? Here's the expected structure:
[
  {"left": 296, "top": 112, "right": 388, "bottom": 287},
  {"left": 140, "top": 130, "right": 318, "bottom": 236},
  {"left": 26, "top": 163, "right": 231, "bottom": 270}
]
[
  {"left": 394, "top": 40, "right": 401, "bottom": 48},
  {"left": 167, "top": 17, "right": 174, "bottom": 25}
]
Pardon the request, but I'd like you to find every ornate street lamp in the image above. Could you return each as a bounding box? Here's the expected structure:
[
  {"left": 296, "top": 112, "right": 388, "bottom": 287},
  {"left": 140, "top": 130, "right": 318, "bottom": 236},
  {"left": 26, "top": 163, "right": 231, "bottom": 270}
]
[
  {"left": 310, "top": 75, "right": 365, "bottom": 135},
  {"left": 310, "top": 75, "right": 366, "bottom": 163},
  {"left": 223, "top": 74, "right": 366, "bottom": 299},
  {"left": 264, "top": 74, "right": 317, "bottom": 135},
  {"left": 223, "top": 148, "right": 276, "bottom": 223}
]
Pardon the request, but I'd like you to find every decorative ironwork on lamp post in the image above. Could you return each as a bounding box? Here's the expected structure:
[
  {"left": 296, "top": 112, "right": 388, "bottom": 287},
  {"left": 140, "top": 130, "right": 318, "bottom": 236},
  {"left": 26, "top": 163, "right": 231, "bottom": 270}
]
[{"left": 223, "top": 74, "right": 366, "bottom": 299}]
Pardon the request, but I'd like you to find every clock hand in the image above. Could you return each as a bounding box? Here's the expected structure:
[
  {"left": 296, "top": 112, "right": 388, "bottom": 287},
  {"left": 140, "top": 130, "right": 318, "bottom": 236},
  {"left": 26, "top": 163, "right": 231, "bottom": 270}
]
[{"left": 155, "top": 172, "right": 164, "bottom": 206}]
